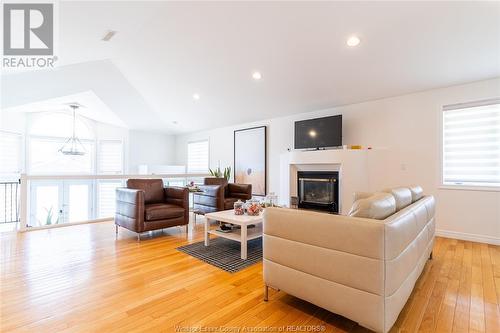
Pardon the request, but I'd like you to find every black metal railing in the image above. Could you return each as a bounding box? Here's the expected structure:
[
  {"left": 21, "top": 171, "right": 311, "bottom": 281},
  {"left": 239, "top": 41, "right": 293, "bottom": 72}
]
[{"left": 1, "top": 181, "right": 20, "bottom": 224}]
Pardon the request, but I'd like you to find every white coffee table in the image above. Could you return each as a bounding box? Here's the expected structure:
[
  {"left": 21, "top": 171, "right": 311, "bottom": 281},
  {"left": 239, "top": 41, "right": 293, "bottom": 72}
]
[{"left": 204, "top": 209, "right": 263, "bottom": 260}]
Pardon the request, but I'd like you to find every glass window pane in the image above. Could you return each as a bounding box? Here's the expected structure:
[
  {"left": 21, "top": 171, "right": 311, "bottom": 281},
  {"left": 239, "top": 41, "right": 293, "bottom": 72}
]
[
  {"left": 68, "top": 184, "right": 89, "bottom": 222},
  {"left": 97, "top": 181, "right": 122, "bottom": 218},
  {"left": 34, "top": 185, "right": 60, "bottom": 226},
  {"left": 187, "top": 140, "right": 209, "bottom": 173},
  {"left": 30, "top": 138, "right": 94, "bottom": 174}
]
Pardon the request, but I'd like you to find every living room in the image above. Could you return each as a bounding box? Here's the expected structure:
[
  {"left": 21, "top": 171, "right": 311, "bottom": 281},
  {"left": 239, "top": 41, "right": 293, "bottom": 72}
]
[{"left": 1, "top": 1, "right": 499, "bottom": 333}]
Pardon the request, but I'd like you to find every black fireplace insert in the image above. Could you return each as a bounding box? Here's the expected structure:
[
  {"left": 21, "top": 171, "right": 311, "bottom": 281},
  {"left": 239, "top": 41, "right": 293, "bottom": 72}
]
[{"left": 297, "top": 171, "right": 339, "bottom": 213}]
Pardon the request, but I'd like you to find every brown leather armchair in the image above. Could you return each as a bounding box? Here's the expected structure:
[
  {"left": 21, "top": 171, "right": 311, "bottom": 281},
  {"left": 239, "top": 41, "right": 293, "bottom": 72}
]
[
  {"left": 193, "top": 178, "right": 252, "bottom": 214},
  {"left": 115, "top": 179, "right": 189, "bottom": 240}
]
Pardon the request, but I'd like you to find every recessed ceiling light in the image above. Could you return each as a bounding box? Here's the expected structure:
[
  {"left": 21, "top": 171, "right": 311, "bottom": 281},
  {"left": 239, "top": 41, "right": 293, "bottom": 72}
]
[
  {"left": 346, "top": 36, "right": 360, "bottom": 47},
  {"left": 252, "top": 71, "right": 262, "bottom": 80},
  {"left": 102, "top": 30, "right": 117, "bottom": 42},
  {"left": 192, "top": 93, "right": 200, "bottom": 100}
]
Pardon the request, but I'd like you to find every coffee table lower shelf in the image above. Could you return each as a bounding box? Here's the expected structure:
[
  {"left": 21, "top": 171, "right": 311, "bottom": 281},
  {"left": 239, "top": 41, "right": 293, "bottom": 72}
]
[
  {"left": 204, "top": 210, "right": 263, "bottom": 260},
  {"left": 207, "top": 226, "right": 263, "bottom": 242}
]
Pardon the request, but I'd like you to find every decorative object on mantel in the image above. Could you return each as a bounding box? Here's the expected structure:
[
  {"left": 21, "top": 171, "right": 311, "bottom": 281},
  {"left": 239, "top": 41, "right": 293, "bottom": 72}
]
[
  {"left": 58, "top": 103, "right": 87, "bottom": 156},
  {"left": 234, "top": 126, "right": 267, "bottom": 196}
]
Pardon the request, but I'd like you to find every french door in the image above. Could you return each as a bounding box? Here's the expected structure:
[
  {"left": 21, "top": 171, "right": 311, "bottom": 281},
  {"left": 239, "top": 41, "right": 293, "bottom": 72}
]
[{"left": 29, "top": 180, "right": 94, "bottom": 227}]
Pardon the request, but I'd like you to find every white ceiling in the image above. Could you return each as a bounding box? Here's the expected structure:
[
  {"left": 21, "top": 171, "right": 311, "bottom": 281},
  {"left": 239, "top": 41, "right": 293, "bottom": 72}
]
[
  {"left": 3, "top": 1, "right": 500, "bottom": 133},
  {"left": 3, "top": 91, "right": 127, "bottom": 127}
]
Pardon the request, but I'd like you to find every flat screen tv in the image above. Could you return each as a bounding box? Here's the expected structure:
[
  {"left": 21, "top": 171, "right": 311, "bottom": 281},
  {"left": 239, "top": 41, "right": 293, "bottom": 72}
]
[{"left": 294, "top": 115, "right": 342, "bottom": 149}]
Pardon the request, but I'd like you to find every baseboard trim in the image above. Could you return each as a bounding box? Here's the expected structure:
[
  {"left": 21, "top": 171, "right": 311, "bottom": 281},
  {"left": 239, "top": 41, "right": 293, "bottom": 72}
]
[
  {"left": 436, "top": 229, "right": 500, "bottom": 245},
  {"left": 20, "top": 218, "right": 113, "bottom": 232}
]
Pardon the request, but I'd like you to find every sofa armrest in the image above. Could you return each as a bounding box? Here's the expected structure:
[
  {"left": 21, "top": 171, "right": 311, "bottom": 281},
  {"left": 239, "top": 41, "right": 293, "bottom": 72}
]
[
  {"left": 228, "top": 183, "right": 252, "bottom": 200},
  {"left": 263, "top": 207, "right": 384, "bottom": 259},
  {"left": 115, "top": 188, "right": 145, "bottom": 232},
  {"left": 165, "top": 186, "right": 189, "bottom": 224},
  {"left": 198, "top": 184, "right": 225, "bottom": 211},
  {"left": 116, "top": 188, "right": 144, "bottom": 206},
  {"left": 198, "top": 184, "right": 224, "bottom": 197},
  {"left": 263, "top": 207, "right": 386, "bottom": 302}
]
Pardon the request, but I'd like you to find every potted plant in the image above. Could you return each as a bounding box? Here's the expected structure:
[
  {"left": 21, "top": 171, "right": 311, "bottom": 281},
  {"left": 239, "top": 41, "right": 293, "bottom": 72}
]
[{"left": 209, "top": 166, "right": 232, "bottom": 180}]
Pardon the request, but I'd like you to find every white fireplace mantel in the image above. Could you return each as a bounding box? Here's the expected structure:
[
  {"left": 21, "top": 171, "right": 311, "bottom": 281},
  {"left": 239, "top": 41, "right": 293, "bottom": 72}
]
[{"left": 279, "top": 149, "right": 371, "bottom": 214}]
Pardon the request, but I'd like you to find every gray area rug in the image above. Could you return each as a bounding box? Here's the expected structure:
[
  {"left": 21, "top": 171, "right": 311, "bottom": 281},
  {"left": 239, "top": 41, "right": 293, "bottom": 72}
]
[{"left": 177, "top": 237, "right": 262, "bottom": 273}]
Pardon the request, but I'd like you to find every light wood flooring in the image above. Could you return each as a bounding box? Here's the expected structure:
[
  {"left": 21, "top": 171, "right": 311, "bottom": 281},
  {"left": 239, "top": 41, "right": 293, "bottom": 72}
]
[{"left": 1, "top": 218, "right": 499, "bottom": 332}]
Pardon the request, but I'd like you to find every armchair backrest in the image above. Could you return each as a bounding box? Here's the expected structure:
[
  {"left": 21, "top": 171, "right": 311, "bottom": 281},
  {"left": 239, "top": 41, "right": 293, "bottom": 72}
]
[
  {"left": 127, "top": 179, "right": 164, "bottom": 204},
  {"left": 204, "top": 177, "right": 228, "bottom": 186},
  {"left": 228, "top": 183, "right": 252, "bottom": 200}
]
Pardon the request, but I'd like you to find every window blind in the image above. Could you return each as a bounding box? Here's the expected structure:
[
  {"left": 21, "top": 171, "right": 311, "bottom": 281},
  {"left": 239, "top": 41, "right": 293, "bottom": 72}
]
[
  {"left": 442, "top": 99, "right": 500, "bottom": 187},
  {"left": 0, "top": 131, "right": 23, "bottom": 175},
  {"left": 187, "top": 140, "right": 209, "bottom": 173},
  {"left": 97, "top": 180, "right": 122, "bottom": 218},
  {"left": 98, "top": 140, "right": 124, "bottom": 174}
]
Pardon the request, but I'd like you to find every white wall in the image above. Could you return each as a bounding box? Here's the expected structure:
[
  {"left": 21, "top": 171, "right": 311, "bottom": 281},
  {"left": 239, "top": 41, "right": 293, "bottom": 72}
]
[
  {"left": 128, "top": 130, "right": 177, "bottom": 173},
  {"left": 175, "top": 78, "right": 500, "bottom": 244}
]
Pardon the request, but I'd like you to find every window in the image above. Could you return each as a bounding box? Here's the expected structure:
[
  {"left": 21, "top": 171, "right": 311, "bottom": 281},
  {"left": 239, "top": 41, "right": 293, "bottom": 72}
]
[
  {"left": 187, "top": 140, "right": 209, "bottom": 173},
  {"left": 442, "top": 99, "right": 500, "bottom": 187},
  {"left": 98, "top": 140, "right": 123, "bottom": 174},
  {"left": 0, "top": 131, "right": 23, "bottom": 175},
  {"left": 28, "top": 112, "right": 95, "bottom": 175},
  {"left": 29, "top": 137, "right": 94, "bottom": 174},
  {"left": 97, "top": 180, "right": 123, "bottom": 218}
]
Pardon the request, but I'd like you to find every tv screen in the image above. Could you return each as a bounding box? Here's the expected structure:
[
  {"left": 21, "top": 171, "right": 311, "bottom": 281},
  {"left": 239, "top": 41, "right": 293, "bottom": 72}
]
[{"left": 294, "top": 115, "right": 342, "bottom": 149}]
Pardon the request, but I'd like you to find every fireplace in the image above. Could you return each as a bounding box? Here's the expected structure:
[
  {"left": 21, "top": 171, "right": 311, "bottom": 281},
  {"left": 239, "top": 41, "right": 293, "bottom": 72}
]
[{"left": 297, "top": 171, "right": 339, "bottom": 213}]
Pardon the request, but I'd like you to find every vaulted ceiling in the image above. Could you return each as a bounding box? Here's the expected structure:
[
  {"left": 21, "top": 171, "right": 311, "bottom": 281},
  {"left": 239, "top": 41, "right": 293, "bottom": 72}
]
[{"left": 2, "top": 1, "right": 500, "bottom": 133}]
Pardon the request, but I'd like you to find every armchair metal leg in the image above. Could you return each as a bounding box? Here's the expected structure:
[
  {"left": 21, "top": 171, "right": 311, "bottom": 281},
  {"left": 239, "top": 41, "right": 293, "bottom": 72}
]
[
  {"left": 264, "top": 285, "right": 269, "bottom": 302},
  {"left": 115, "top": 225, "right": 118, "bottom": 235},
  {"left": 137, "top": 233, "right": 141, "bottom": 242},
  {"left": 185, "top": 224, "right": 189, "bottom": 234}
]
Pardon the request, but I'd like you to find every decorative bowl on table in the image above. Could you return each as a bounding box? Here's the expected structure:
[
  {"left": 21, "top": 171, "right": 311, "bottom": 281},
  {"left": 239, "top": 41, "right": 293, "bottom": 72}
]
[
  {"left": 246, "top": 201, "right": 261, "bottom": 216},
  {"left": 234, "top": 200, "right": 244, "bottom": 215}
]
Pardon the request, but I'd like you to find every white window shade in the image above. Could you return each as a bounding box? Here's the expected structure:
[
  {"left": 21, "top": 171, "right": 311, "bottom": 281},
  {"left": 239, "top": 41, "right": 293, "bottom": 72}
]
[
  {"left": 97, "top": 180, "right": 122, "bottom": 218},
  {"left": 0, "top": 131, "right": 23, "bottom": 175},
  {"left": 187, "top": 140, "right": 209, "bottom": 173},
  {"left": 98, "top": 140, "right": 123, "bottom": 174},
  {"left": 442, "top": 99, "right": 500, "bottom": 187}
]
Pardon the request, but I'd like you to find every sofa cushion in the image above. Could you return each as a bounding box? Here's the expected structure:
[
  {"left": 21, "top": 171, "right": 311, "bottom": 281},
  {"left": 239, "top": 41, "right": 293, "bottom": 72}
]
[
  {"left": 408, "top": 185, "right": 423, "bottom": 202},
  {"left": 348, "top": 193, "right": 396, "bottom": 220},
  {"left": 384, "top": 187, "right": 412, "bottom": 211},
  {"left": 127, "top": 179, "right": 164, "bottom": 204},
  {"left": 145, "top": 203, "right": 184, "bottom": 221}
]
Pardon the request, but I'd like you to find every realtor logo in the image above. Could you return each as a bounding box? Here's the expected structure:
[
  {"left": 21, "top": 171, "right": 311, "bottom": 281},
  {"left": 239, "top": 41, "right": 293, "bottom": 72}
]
[{"left": 3, "top": 3, "right": 54, "bottom": 56}]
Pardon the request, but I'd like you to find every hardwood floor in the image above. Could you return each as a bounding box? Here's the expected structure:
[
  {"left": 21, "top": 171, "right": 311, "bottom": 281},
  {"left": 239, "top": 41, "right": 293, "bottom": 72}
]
[{"left": 1, "top": 219, "right": 499, "bottom": 333}]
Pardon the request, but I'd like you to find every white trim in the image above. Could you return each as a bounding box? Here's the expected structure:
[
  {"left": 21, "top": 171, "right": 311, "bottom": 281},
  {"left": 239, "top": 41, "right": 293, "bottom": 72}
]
[
  {"left": 436, "top": 229, "right": 500, "bottom": 246},
  {"left": 23, "top": 173, "right": 210, "bottom": 180},
  {"left": 443, "top": 98, "right": 500, "bottom": 111},
  {"left": 439, "top": 185, "right": 500, "bottom": 192},
  {"left": 21, "top": 217, "right": 112, "bottom": 232}
]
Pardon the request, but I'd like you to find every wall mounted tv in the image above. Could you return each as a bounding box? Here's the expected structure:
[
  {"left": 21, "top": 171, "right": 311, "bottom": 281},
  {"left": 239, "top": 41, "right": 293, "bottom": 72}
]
[{"left": 294, "top": 115, "right": 342, "bottom": 149}]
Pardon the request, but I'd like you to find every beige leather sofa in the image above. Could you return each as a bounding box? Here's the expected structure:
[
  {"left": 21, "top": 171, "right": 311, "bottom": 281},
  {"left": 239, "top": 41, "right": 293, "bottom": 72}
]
[{"left": 263, "top": 186, "right": 435, "bottom": 333}]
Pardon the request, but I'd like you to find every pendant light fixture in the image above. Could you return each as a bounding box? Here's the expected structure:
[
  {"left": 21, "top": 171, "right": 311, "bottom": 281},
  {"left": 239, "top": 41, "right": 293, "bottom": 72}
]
[{"left": 58, "top": 103, "right": 87, "bottom": 156}]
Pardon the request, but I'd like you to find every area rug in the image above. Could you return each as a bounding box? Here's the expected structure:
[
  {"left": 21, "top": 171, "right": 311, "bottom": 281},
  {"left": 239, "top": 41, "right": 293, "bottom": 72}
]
[{"left": 177, "top": 237, "right": 262, "bottom": 273}]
